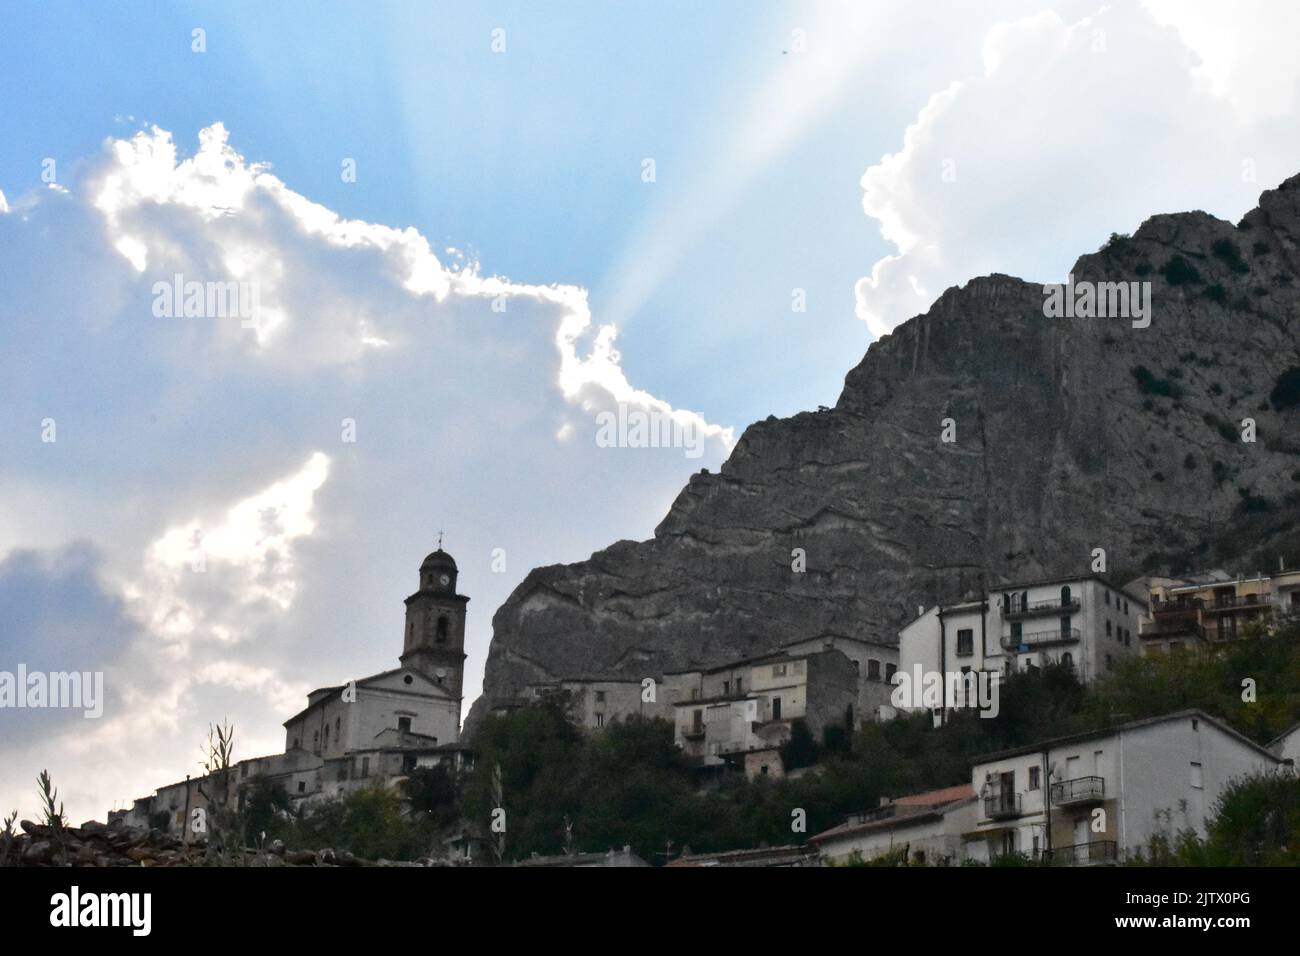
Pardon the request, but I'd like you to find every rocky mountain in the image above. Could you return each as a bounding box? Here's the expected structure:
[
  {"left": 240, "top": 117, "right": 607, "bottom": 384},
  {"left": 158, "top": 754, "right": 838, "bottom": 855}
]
[{"left": 466, "top": 173, "right": 1300, "bottom": 734}]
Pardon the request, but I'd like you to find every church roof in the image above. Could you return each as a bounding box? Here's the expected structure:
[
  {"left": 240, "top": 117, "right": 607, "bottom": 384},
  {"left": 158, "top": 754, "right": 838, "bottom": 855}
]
[
  {"left": 420, "top": 548, "right": 458, "bottom": 571},
  {"left": 282, "top": 666, "right": 455, "bottom": 726}
]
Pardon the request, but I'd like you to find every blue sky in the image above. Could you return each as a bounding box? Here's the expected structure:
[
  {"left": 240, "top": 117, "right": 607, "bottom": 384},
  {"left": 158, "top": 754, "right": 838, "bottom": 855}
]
[{"left": 2, "top": 0, "right": 1298, "bottom": 821}]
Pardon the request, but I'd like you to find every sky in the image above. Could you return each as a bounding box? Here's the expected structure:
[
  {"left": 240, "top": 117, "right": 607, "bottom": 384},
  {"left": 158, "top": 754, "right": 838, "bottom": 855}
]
[{"left": 1, "top": 0, "right": 1298, "bottom": 822}]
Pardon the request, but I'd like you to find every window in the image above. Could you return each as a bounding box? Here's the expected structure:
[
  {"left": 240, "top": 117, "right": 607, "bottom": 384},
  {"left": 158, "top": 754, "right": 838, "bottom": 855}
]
[
  {"left": 885, "top": 663, "right": 896, "bottom": 682},
  {"left": 1060, "top": 615, "right": 1072, "bottom": 636},
  {"left": 772, "top": 697, "right": 782, "bottom": 720},
  {"left": 398, "top": 716, "right": 412, "bottom": 733},
  {"left": 735, "top": 677, "right": 742, "bottom": 692},
  {"left": 1190, "top": 762, "right": 1203, "bottom": 789},
  {"left": 595, "top": 713, "right": 605, "bottom": 728},
  {"left": 772, "top": 663, "right": 787, "bottom": 677},
  {"left": 595, "top": 690, "right": 606, "bottom": 703},
  {"left": 1106, "top": 620, "right": 1112, "bottom": 637},
  {"left": 335, "top": 716, "right": 340, "bottom": 740},
  {"left": 792, "top": 661, "right": 804, "bottom": 676},
  {"left": 297, "top": 781, "right": 306, "bottom": 794},
  {"left": 1061, "top": 651, "right": 1073, "bottom": 670},
  {"left": 323, "top": 724, "right": 330, "bottom": 747},
  {"left": 292, "top": 737, "right": 299, "bottom": 749},
  {"left": 956, "top": 628, "right": 973, "bottom": 656},
  {"left": 1105, "top": 654, "right": 1113, "bottom": 670},
  {"left": 361, "top": 757, "right": 370, "bottom": 779},
  {"left": 1060, "top": 585, "right": 1072, "bottom": 606},
  {"left": 852, "top": 659, "right": 860, "bottom": 674},
  {"left": 1028, "top": 766, "right": 1040, "bottom": 790},
  {"left": 240, "top": 763, "right": 249, "bottom": 779},
  {"left": 1105, "top": 591, "right": 1111, "bottom": 605},
  {"left": 722, "top": 680, "right": 730, "bottom": 695},
  {"left": 1124, "top": 600, "right": 1129, "bottom": 614},
  {"left": 867, "top": 659, "right": 881, "bottom": 681},
  {"left": 436, "top": 616, "right": 449, "bottom": 644}
]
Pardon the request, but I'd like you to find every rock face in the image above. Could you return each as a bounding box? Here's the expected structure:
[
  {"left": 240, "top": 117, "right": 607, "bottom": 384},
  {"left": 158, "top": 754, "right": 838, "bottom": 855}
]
[{"left": 467, "top": 174, "right": 1300, "bottom": 733}]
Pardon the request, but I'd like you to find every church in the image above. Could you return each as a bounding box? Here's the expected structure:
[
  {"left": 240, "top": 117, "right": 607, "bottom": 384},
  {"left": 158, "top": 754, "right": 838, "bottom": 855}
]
[{"left": 113, "top": 547, "right": 475, "bottom": 835}]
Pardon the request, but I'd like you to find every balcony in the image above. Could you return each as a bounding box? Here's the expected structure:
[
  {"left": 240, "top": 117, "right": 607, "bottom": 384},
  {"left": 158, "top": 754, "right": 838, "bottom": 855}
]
[
  {"left": 1045, "top": 840, "right": 1118, "bottom": 866},
  {"left": 1001, "top": 627, "right": 1081, "bottom": 652},
  {"left": 984, "top": 793, "right": 1021, "bottom": 820},
  {"left": 680, "top": 725, "right": 705, "bottom": 741},
  {"left": 1151, "top": 599, "right": 1200, "bottom": 615},
  {"left": 1139, "top": 618, "right": 1204, "bottom": 640},
  {"left": 1050, "top": 775, "right": 1105, "bottom": 806},
  {"left": 1003, "top": 597, "right": 1081, "bottom": 621},
  {"left": 1204, "top": 594, "right": 1270, "bottom": 613}
]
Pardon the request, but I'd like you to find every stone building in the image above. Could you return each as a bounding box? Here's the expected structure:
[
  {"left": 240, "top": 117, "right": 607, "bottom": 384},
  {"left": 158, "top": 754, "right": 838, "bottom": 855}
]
[
  {"left": 112, "top": 546, "right": 474, "bottom": 837},
  {"left": 669, "top": 648, "right": 859, "bottom": 779},
  {"left": 521, "top": 676, "right": 671, "bottom": 731}
]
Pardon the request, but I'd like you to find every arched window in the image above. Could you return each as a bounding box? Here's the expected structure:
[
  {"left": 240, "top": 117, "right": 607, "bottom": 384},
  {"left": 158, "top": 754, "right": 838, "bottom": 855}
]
[
  {"left": 1061, "top": 652, "right": 1074, "bottom": 670},
  {"left": 1060, "top": 585, "right": 1071, "bottom": 606},
  {"left": 1021, "top": 591, "right": 1029, "bottom": 611},
  {"left": 436, "top": 616, "right": 449, "bottom": 644}
]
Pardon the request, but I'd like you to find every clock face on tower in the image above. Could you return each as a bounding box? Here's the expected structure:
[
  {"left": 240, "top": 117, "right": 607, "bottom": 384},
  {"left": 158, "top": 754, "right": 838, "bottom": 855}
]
[{"left": 439, "top": 574, "right": 450, "bottom": 587}]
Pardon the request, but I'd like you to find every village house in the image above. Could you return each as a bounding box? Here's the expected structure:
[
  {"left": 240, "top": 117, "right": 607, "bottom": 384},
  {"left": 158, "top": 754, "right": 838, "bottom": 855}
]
[
  {"left": 810, "top": 784, "right": 978, "bottom": 866},
  {"left": 111, "top": 547, "right": 475, "bottom": 838},
  {"left": 668, "top": 648, "right": 859, "bottom": 780},
  {"left": 777, "top": 632, "right": 898, "bottom": 722},
  {"left": 1139, "top": 563, "right": 1300, "bottom": 654},
  {"left": 521, "top": 676, "right": 672, "bottom": 730},
  {"left": 963, "top": 709, "right": 1286, "bottom": 864},
  {"left": 897, "top": 574, "right": 1144, "bottom": 720},
  {"left": 665, "top": 844, "right": 817, "bottom": 867}
]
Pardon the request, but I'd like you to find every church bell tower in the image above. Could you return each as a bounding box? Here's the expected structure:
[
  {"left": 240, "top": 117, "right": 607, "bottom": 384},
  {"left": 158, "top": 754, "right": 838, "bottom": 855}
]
[{"left": 399, "top": 546, "right": 468, "bottom": 710}]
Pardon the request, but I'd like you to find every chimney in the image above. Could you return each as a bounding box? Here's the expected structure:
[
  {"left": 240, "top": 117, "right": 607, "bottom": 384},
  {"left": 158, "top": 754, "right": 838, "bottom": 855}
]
[{"left": 918, "top": 604, "right": 925, "bottom": 617}]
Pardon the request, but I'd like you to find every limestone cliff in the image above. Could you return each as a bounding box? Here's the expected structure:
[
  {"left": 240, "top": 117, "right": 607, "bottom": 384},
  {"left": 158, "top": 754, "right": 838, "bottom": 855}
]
[{"left": 467, "top": 174, "right": 1300, "bottom": 734}]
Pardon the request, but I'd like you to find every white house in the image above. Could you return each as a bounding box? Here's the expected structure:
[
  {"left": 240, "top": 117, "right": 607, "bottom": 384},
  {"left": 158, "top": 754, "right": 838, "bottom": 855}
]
[
  {"left": 810, "top": 784, "right": 977, "bottom": 866},
  {"left": 964, "top": 709, "right": 1285, "bottom": 864},
  {"left": 897, "top": 574, "right": 1144, "bottom": 719}
]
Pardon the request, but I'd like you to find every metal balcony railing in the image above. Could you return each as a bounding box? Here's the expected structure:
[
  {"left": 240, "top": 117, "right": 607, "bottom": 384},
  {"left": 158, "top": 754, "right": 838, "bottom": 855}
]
[
  {"left": 680, "top": 725, "right": 705, "bottom": 740},
  {"left": 1045, "top": 840, "right": 1118, "bottom": 866},
  {"left": 1050, "top": 775, "right": 1105, "bottom": 806},
  {"left": 1003, "top": 598, "right": 1081, "bottom": 620},
  {"left": 984, "top": 792, "right": 1021, "bottom": 820},
  {"left": 1001, "top": 627, "right": 1082, "bottom": 651}
]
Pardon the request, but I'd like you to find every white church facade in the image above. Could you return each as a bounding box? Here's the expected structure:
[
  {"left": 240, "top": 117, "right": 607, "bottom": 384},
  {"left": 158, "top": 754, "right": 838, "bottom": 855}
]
[{"left": 112, "top": 547, "right": 474, "bottom": 837}]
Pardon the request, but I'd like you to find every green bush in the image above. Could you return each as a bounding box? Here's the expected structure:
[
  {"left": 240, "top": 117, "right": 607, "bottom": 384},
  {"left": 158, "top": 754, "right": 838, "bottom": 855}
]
[{"left": 1161, "top": 255, "right": 1202, "bottom": 285}]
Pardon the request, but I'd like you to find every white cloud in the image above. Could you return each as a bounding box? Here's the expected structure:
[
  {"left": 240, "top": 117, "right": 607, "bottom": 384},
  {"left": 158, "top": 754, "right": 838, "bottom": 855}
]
[
  {"left": 854, "top": 3, "right": 1300, "bottom": 338},
  {"left": 0, "top": 123, "right": 737, "bottom": 823}
]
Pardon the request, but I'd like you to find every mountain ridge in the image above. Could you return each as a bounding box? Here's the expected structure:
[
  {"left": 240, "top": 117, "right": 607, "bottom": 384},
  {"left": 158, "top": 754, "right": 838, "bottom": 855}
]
[{"left": 466, "top": 173, "right": 1300, "bottom": 735}]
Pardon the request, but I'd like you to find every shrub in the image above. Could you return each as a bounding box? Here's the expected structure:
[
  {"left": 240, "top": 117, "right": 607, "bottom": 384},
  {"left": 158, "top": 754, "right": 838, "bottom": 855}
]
[
  {"left": 1269, "top": 367, "right": 1300, "bottom": 410},
  {"left": 1202, "top": 283, "right": 1227, "bottom": 304},
  {"left": 1211, "top": 237, "right": 1250, "bottom": 274},
  {"left": 1132, "top": 365, "right": 1180, "bottom": 398},
  {"left": 1161, "top": 255, "right": 1202, "bottom": 285}
]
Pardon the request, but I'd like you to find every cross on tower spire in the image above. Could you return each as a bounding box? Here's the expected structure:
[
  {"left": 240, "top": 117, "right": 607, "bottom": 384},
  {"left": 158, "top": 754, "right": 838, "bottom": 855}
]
[{"left": 437, "top": 529, "right": 444, "bottom": 550}]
